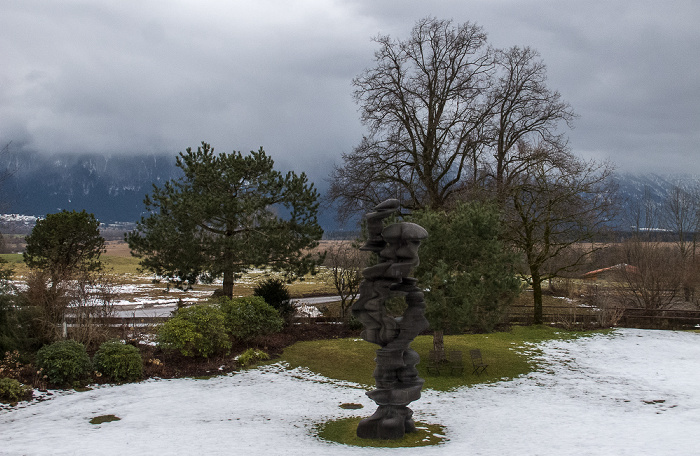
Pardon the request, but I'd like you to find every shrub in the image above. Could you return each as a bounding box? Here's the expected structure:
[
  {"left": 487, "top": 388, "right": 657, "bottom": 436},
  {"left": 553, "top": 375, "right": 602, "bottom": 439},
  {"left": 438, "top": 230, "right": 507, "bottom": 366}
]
[
  {"left": 219, "top": 296, "right": 284, "bottom": 342},
  {"left": 0, "top": 260, "right": 23, "bottom": 352},
  {"left": 0, "top": 377, "right": 33, "bottom": 403},
  {"left": 236, "top": 348, "right": 270, "bottom": 367},
  {"left": 0, "top": 350, "right": 24, "bottom": 380},
  {"left": 347, "top": 315, "right": 363, "bottom": 331},
  {"left": 35, "top": 339, "right": 92, "bottom": 387},
  {"left": 93, "top": 340, "right": 143, "bottom": 383},
  {"left": 0, "top": 294, "right": 17, "bottom": 352},
  {"left": 157, "top": 304, "right": 231, "bottom": 358},
  {"left": 253, "top": 278, "right": 294, "bottom": 321}
]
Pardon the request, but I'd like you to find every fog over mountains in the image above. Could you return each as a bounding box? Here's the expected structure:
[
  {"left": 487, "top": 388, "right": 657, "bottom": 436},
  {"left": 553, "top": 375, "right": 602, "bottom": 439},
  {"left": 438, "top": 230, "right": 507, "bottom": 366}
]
[
  {"left": 0, "top": 151, "right": 346, "bottom": 233},
  {"left": 613, "top": 172, "right": 700, "bottom": 230},
  {"left": 1, "top": 151, "right": 698, "bottom": 233},
  {"left": 1, "top": 152, "right": 182, "bottom": 225}
]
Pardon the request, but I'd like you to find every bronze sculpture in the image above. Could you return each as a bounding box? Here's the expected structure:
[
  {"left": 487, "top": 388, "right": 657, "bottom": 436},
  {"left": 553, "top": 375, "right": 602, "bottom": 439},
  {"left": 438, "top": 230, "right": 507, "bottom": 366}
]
[{"left": 351, "top": 199, "right": 429, "bottom": 440}]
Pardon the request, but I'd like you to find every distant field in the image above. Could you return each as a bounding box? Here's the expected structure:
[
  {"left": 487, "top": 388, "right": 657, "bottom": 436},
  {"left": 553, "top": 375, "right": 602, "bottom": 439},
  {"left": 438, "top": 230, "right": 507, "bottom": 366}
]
[
  {"left": 105, "top": 240, "right": 133, "bottom": 258},
  {"left": 1, "top": 241, "right": 338, "bottom": 301}
]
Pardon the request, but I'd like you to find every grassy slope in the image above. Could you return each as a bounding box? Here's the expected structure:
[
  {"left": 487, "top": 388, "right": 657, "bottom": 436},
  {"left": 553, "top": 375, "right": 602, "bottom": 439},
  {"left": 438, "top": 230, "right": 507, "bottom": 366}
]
[{"left": 278, "top": 326, "right": 603, "bottom": 391}]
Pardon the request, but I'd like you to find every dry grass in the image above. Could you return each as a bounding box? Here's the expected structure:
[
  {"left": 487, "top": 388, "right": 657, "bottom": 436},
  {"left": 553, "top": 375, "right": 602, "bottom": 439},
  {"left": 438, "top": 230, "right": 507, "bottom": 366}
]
[
  {"left": 3, "top": 241, "right": 337, "bottom": 305},
  {"left": 104, "top": 241, "right": 133, "bottom": 257}
]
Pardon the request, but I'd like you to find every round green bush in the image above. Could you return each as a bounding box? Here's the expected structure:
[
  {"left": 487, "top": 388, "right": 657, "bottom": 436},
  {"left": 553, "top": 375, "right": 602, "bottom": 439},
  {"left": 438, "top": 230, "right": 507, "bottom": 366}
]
[
  {"left": 219, "top": 296, "right": 284, "bottom": 342},
  {"left": 157, "top": 304, "right": 231, "bottom": 358},
  {"left": 36, "top": 339, "right": 92, "bottom": 387},
  {"left": 0, "top": 377, "right": 33, "bottom": 403},
  {"left": 93, "top": 340, "right": 143, "bottom": 383}
]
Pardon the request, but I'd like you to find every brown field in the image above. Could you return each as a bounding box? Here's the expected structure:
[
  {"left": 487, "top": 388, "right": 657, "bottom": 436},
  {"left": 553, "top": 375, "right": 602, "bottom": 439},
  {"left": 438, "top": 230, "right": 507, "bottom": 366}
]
[
  {"left": 5, "top": 240, "right": 339, "bottom": 305},
  {"left": 104, "top": 240, "right": 133, "bottom": 257}
]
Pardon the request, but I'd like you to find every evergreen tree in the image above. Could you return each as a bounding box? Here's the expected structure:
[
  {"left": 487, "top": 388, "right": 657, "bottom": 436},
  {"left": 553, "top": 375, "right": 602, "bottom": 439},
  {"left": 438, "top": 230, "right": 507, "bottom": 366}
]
[
  {"left": 411, "top": 201, "right": 521, "bottom": 332},
  {"left": 126, "top": 142, "right": 323, "bottom": 297},
  {"left": 23, "top": 210, "right": 105, "bottom": 285}
]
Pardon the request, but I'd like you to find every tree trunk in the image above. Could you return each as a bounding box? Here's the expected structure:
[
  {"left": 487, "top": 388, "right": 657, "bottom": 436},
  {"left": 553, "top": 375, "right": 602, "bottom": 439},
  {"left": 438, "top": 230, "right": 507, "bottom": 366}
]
[
  {"left": 432, "top": 330, "right": 445, "bottom": 360},
  {"left": 222, "top": 241, "right": 234, "bottom": 298},
  {"left": 223, "top": 270, "right": 234, "bottom": 298},
  {"left": 532, "top": 271, "right": 543, "bottom": 325},
  {"left": 340, "top": 297, "right": 348, "bottom": 320}
]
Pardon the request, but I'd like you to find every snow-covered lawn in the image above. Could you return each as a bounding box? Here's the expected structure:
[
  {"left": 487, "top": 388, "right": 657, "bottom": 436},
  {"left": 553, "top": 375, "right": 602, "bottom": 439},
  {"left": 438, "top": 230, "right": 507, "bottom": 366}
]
[{"left": 2, "top": 328, "right": 699, "bottom": 455}]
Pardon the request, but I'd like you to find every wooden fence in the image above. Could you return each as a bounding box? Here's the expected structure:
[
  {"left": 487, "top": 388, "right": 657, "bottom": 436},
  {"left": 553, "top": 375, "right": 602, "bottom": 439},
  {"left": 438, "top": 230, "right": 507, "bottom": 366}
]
[
  {"left": 69, "top": 306, "right": 700, "bottom": 331},
  {"left": 617, "top": 308, "right": 700, "bottom": 330},
  {"left": 507, "top": 305, "right": 700, "bottom": 330}
]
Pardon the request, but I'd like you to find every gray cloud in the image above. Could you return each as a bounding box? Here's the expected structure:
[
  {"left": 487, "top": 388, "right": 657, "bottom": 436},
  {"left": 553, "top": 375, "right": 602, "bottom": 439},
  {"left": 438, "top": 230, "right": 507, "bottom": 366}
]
[{"left": 1, "top": 0, "right": 698, "bottom": 184}]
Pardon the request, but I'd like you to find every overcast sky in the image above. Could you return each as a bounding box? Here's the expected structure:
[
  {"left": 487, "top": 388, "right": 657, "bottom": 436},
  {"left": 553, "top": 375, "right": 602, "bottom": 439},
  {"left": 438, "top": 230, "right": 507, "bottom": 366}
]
[{"left": 2, "top": 0, "right": 699, "bottom": 188}]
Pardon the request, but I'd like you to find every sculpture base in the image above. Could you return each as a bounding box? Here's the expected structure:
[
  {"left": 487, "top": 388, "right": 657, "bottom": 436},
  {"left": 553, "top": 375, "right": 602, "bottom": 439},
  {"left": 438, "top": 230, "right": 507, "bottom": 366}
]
[{"left": 356, "top": 405, "right": 416, "bottom": 440}]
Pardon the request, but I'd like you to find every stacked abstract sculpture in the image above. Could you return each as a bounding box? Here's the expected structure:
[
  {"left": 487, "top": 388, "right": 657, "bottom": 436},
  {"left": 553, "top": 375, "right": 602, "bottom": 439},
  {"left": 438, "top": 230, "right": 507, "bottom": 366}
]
[{"left": 352, "top": 199, "right": 429, "bottom": 440}]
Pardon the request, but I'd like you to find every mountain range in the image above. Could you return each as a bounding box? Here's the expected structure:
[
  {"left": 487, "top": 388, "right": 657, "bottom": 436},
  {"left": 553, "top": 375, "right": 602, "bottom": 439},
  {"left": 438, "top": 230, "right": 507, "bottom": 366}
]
[
  {"left": 1, "top": 151, "right": 699, "bottom": 235},
  {"left": 0, "top": 151, "right": 348, "bottom": 233}
]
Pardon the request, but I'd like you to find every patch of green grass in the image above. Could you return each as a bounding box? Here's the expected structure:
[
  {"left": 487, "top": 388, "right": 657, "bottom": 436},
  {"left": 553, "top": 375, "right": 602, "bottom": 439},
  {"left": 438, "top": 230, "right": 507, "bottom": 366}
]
[
  {"left": 315, "top": 417, "right": 446, "bottom": 447},
  {"left": 339, "top": 403, "right": 363, "bottom": 409},
  {"left": 0, "top": 253, "right": 143, "bottom": 277},
  {"left": 0, "top": 253, "right": 24, "bottom": 264},
  {"left": 0, "top": 254, "right": 28, "bottom": 276},
  {"left": 89, "top": 414, "right": 121, "bottom": 425},
  {"left": 279, "top": 326, "right": 605, "bottom": 391},
  {"left": 280, "top": 338, "right": 376, "bottom": 386},
  {"left": 101, "top": 255, "right": 142, "bottom": 275}
]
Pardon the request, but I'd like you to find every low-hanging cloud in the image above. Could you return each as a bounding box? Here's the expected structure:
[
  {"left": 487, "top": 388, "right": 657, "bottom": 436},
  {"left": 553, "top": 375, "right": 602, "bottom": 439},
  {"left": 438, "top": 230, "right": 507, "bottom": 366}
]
[{"left": 1, "top": 0, "right": 699, "bottom": 184}]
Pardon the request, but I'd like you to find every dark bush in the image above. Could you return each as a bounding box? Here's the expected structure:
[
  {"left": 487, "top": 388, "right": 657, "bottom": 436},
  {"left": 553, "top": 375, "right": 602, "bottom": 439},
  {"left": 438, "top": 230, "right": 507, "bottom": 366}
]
[
  {"left": 93, "top": 340, "right": 143, "bottom": 383},
  {"left": 157, "top": 304, "right": 231, "bottom": 358},
  {"left": 219, "top": 296, "right": 284, "bottom": 342},
  {"left": 0, "top": 294, "right": 17, "bottom": 352},
  {"left": 0, "top": 259, "right": 20, "bottom": 352},
  {"left": 253, "top": 278, "right": 294, "bottom": 322},
  {"left": 347, "top": 315, "right": 363, "bottom": 331},
  {"left": 35, "top": 339, "right": 92, "bottom": 387}
]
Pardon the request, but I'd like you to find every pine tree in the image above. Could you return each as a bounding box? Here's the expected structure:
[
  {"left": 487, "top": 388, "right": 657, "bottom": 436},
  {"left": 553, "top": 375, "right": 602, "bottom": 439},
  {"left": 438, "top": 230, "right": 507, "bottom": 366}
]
[{"left": 126, "top": 142, "right": 323, "bottom": 297}]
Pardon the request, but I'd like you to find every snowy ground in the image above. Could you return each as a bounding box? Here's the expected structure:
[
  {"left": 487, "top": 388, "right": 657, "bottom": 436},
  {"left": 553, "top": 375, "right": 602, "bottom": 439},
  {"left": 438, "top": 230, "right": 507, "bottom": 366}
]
[
  {"left": 12, "top": 272, "right": 335, "bottom": 318},
  {"left": 1, "top": 328, "right": 699, "bottom": 455}
]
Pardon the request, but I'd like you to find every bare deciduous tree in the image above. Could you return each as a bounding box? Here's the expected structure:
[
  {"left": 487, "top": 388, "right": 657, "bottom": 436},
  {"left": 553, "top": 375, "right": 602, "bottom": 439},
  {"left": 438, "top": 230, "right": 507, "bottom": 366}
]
[
  {"left": 325, "top": 241, "right": 368, "bottom": 319},
  {"left": 328, "top": 19, "right": 577, "bottom": 220},
  {"left": 487, "top": 47, "right": 576, "bottom": 196},
  {"left": 504, "top": 143, "right": 616, "bottom": 324},
  {"left": 661, "top": 185, "right": 700, "bottom": 256},
  {"left": 329, "top": 17, "right": 615, "bottom": 328},
  {"left": 661, "top": 184, "right": 700, "bottom": 302},
  {"left": 328, "top": 17, "right": 494, "bottom": 218},
  {"left": 21, "top": 269, "right": 116, "bottom": 347},
  {"left": 613, "top": 241, "right": 683, "bottom": 310}
]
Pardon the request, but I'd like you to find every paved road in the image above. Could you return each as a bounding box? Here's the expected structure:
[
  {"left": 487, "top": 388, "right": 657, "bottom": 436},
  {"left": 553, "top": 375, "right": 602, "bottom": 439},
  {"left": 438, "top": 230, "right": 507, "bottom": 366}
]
[
  {"left": 290, "top": 296, "right": 341, "bottom": 305},
  {"left": 112, "top": 295, "right": 342, "bottom": 318}
]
